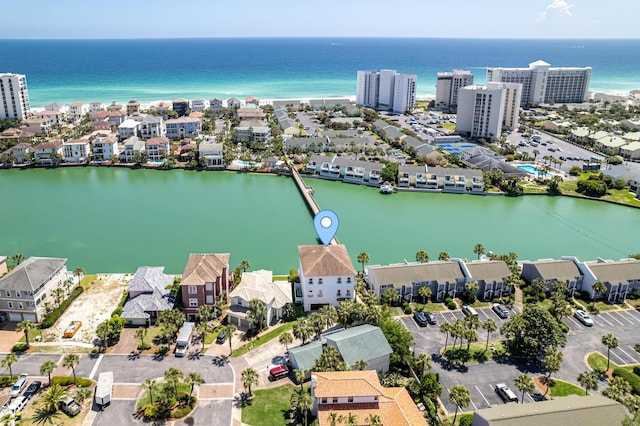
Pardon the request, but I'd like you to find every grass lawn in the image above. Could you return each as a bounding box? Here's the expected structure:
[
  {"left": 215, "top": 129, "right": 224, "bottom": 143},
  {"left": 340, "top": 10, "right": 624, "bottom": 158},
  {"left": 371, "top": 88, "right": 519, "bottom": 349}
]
[
  {"left": 241, "top": 384, "right": 297, "bottom": 426},
  {"left": 587, "top": 351, "right": 615, "bottom": 373},
  {"left": 522, "top": 183, "right": 548, "bottom": 194},
  {"left": 558, "top": 173, "right": 640, "bottom": 207},
  {"left": 273, "top": 275, "right": 289, "bottom": 281},
  {"left": 204, "top": 325, "right": 223, "bottom": 345},
  {"left": 441, "top": 123, "right": 456, "bottom": 131},
  {"left": 232, "top": 322, "right": 295, "bottom": 357},
  {"left": 413, "top": 302, "right": 447, "bottom": 313},
  {"left": 443, "top": 340, "right": 509, "bottom": 363},
  {"left": 80, "top": 274, "right": 98, "bottom": 289},
  {"left": 548, "top": 379, "right": 586, "bottom": 397},
  {"left": 625, "top": 299, "right": 640, "bottom": 309},
  {"left": 18, "top": 328, "right": 44, "bottom": 343},
  {"left": 466, "top": 300, "right": 492, "bottom": 308}
]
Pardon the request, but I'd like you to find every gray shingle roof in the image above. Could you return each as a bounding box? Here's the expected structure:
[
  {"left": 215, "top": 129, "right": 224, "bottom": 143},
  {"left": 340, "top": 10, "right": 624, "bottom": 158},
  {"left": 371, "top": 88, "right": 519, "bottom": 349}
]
[
  {"left": 587, "top": 260, "right": 640, "bottom": 285},
  {"left": 326, "top": 324, "right": 392, "bottom": 366},
  {"left": 0, "top": 257, "right": 67, "bottom": 292},
  {"left": 465, "top": 260, "right": 511, "bottom": 282},
  {"left": 524, "top": 260, "right": 582, "bottom": 281},
  {"left": 122, "top": 266, "right": 175, "bottom": 320},
  {"left": 367, "top": 261, "right": 465, "bottom": 287},
  {"left": 289, "top": 341, "right": 324, "bottom": 370}
]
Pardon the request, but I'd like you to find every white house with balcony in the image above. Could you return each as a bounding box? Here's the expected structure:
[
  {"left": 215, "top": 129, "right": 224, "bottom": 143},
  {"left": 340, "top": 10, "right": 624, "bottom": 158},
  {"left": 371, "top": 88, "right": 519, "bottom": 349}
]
[
  {"left": 34, "top": 140, "right": 63, "bottom": 166},
  {"left": 118, "top": 118, "right": 142, "bottom": 140},
  {"left": 199, "top": 139, "right": 224, "bottom": 168},
  {"left": 92, "top": 135, "right": 119, "bottom": 162},
  {"left": 63, "top": 139, "right": 91, "bottom": 163},
  {"left": 123, "top": 136, "right": 145, "bottom": 162},
  {"left": 297, "top": 244, "right": 357, "bottom": 311},
  {"left": 68, "top": 102, "right": 88, "bottom": 123},
  {"left": 166, "top": 117, "right": 201, "bottom": 139},
  {"left": 145, "top": 137, "right": 170, "bottom": 161}
]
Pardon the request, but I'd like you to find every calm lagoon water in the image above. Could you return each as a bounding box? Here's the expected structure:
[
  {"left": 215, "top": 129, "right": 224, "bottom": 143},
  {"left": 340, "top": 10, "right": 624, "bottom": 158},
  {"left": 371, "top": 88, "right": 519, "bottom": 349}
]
[{"left": 1, "top": 168, "right": 639, "bottom": 274}]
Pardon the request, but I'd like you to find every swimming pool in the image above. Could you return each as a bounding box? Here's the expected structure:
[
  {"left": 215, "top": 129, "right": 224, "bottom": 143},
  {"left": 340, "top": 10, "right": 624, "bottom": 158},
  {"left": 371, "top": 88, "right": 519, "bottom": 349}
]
[
  {"left": 233, "top": 160, "right": 261, "bottom": 168},
  {"left": 516, "top": 164, "right": 550, "bottom": 177}
]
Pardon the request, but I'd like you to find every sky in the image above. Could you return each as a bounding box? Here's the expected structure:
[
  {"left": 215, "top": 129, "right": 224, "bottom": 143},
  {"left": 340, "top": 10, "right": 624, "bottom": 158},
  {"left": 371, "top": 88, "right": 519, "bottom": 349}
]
[{"left": 1, "top": 0, "right": 637, "bottom": 39}]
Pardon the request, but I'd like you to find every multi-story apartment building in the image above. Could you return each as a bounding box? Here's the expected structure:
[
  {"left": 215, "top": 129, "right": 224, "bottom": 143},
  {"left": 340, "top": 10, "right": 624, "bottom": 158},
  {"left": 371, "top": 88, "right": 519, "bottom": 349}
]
[
  {"left": 0, "top": 257, "right": 69, "bottom": 322},
  {"left": 0, "top": 73, "right": 31, "bottom": 120},
  {"left": 68, "top": 101, "right": 89, "bottom": 123},
  {"left": 435, "top": 69, "right": 474, "bottom": 111},
  {"left": 355, "top": 69, "right": 417, "bottom": 114},
  {"left": 486, "top": 60, "right": 591, "bottom": 106},
  {"left": 92, "top": 135, "right": 119, "bottom": 162},
  {"left": 172, "top": 98, "right": 189, "bottom": 117},
  {"left": 456, "top": 82, "right": 521, "bottom": 138},
  {"left": 126, "top": 99, "right": 141, "bottom": 115}
]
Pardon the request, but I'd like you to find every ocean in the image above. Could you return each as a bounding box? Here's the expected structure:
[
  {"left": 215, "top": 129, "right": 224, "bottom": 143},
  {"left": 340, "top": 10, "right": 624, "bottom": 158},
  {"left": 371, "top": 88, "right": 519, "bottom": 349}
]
[{"left": 1, "top": 38, "right": 639, "bottom": 107}]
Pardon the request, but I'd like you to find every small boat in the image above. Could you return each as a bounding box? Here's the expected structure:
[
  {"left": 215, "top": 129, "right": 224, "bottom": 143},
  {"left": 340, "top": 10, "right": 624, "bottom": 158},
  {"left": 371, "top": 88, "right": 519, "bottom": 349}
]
[{"left": 380, "top": 183, "right": 395, "bottom": 194}]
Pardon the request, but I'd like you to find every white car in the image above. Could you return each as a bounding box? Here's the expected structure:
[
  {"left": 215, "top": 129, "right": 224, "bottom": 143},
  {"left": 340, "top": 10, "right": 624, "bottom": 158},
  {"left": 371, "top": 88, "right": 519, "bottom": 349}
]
[{"left": 574, "top": 309, "right": 594, "bottom": 326}]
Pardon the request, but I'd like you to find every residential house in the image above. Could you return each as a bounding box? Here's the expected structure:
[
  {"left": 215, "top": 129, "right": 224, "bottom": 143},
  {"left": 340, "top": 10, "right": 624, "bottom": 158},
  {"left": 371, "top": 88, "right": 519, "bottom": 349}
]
[
  {"left": 227, "top": 98, "right": 241, "bottom": 109},
  {"left": 180, "top": 253, "right": 234, "bottom": 321},
  {"left": 35, "top": 110, "right": 62, "bottom": 126},
  {"left": 106, "top": 101, "right": 123, "bottom": 112},
  {"left": 190, "top": 99, "right": 206, "bottom": 112},
  {"left": 237, "top": 107, "right": 266, "bottom": 121},
  {"left": 91, "top": 110, "right": 110, "bottom": 123},
  {"left": 597, "top": 135, "right": 627, "bottom": 155},
  {"left": 166, "top": 117, "right": 201, "bottom": 139},
  {"left": 297, "top": 244, "right": 357, "bottom": 311},
  {"left": 279, "top": 118, "right": 300, "bottom": 135},
  {"left": 288, "top": 324, "right": 393, "bottom": 374},
  {"left": 62, "top": 139, "right": 91, "bottom": 163},
  {"left": 123, "top": 136, "right": 145, "bottom": 162},
  {"left": 471, "top": 394, "right": 626, "bottom": 426},
  {"left": 2, "top": 142, "right": 32, "bottom": 164},
  {"left": 209, "top": 98, "right": 223, "bottom": 112},
  {"left": 34, "top": 140, "right": 63, "bottom": 166},
  {"left": 89, "top": 101, "right": 104, "bottom": 115},
  {"left": 172, "top": 98, "right": 189, "bottom": 117},
  {"left": 621, "top": 141, "right": 640, "bottom": 160},
  {"left": 145, "top": 137, "right": 170, "bottom": 161},
  {"left": 521, "top": 259, "right": 583, "bottom": 295},
  {"left": 0, "top": 128, "right": 33, "bottom": 142},
  {"left": 365, "top": 261, "right": 466, "bottom": 302},
  {"left": 121, "top": 266, "right": 175, "bottom": 326},
  {"left": 68, "top": 101, "right": 88, "bottom": 123},
  {"left": 134, "top": 114, "right": 165, "bottom": 138},
  {"left": 118, "top": 119, "right": 142, "bottom": 140},
  {"left": 287, "top": 137, "right": 326, "bottom": 153},
  {"left": 235, "top": 126, "right": 270, "bottom": 143},
  {"left": 0, "top": 256, "right": 69, "bottom": 322},
  {"left": 245, "top": 96, "right": 260, "bottom": 107},
  {"left": 199, "top": 139, "right": 224, "bottom": 168},
  {"left": 311, "top": 370, "right": 427, "bottom": 426},
  {"left": 107, "top": 110, "right": 128, "bottom": 126},
  {"left": 398, "top": 165, "right": 427, "bottom": 187},
  {"left": 462, "top": 259, "right": 513, "bottom": 301},
  {"left": 22, "top": 118, "right": 51, "bottom": 135},
  {"left": 44, "top": 102, "right": 68, "bottom": 114},
  {"left": 306, "top": 155, "right": 384, "bottom": 187},
  {"left": 92, "top": 135, "right": 119, "bottom": 162},
  {"left": 227, "top": 270, "right": 292, "bottom": 329},
  {"left": 568, "top": 257, "right": 640, "bottom": 303}
]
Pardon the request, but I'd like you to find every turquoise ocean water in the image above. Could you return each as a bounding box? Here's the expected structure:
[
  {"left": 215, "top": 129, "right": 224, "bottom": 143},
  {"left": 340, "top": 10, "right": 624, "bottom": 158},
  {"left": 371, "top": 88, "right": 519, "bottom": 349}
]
[{"left": 1, "top": 38, "right": 639, "bottom": 107}]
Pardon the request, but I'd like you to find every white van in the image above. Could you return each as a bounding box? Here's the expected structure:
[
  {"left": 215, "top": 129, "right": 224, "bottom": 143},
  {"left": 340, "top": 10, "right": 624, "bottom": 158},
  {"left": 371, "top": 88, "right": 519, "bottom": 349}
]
[{"left": 10, "top": 374, "right": 28, "bottom": 398}]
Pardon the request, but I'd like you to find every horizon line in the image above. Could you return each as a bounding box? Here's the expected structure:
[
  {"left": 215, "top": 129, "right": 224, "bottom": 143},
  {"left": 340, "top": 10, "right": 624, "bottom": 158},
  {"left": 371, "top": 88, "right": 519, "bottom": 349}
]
[{"left": 2, "top": 36, "right": 640, "bottom": 41}]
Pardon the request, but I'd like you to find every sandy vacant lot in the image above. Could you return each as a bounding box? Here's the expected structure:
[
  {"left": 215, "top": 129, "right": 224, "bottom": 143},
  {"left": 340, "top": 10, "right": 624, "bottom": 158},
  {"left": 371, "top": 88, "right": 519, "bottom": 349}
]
[{"left": 45, "top": 274, "right": 131, "bottom": 344}]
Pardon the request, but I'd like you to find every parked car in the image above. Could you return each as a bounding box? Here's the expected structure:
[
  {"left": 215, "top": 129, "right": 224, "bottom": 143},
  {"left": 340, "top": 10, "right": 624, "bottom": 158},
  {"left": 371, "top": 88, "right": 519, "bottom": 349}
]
[
  {"left": 272, "top": 355, "right": 289, "bottom": 366},
  {"left": 574, "top": 309, "right": 594, "bottom": 326},
  {"left": 423, "top": 311, "right": 437, "bottom": 325},
  {"left": 495, "top": 383, "right": 518, "bottom": 402},
  {"left": 215, "top": 332, "right": 227, "bottom": 344},
  {"left": 59, "top": 396, "right": 81, "bottom": 416},
  {"left": 23, "top": 381, "right": 42, "bottom": 400},
  {"left": 413, "top": 311, "right": 428, "bottom": 327},
  {"left": 462, "top": 305, "right": 478, "bottom": 317},
  {"left": 10, "top": 374, "right": 28, "bottom": 398},
  {"left": 269, "top": 365, "right": 289, "bottom": 382},
  {"left": 492, "top": 303, "right": 509, "bottom": 319}
]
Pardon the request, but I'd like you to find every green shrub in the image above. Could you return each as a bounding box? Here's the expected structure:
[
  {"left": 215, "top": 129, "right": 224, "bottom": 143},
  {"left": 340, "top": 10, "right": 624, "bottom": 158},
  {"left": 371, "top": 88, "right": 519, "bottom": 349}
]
[
  {"left": 613, "top": 368, "right": 640, "bottom": 395},
  {"left": 158, "top": 346, "right": 169, "bottom": 355},
  {"left": 538, "top": 292, "right": 546, "bottom": 301},
  {"left": 444, "top": 297, "right": 453, "bottom": 305},
  {"left": 0, "top": 376, "right": 17, "bottom": 388},
  {"left": 559, "top": 322, "right": 569, "bottom": 333},
  {"left": 138, "top": 342, "right": 152, "bottom": 350},
  {"left": 459, "top": 414, "right": 473, "bottom": 426},
  {"left": 633, "top": 366, "right": 640, "bottom": 377},
  {"left": 492, "top": 297, "right": 502, "bottom": 304},
  {"left": 40, "top": 286, "right": 84, "bottom": 329},
  {"left": 51, "top": 376, "right": 93, "bottom": 387},
  {"left": 447, "top": 301, "right": 457, "bottom": 310},
  {"left": 403, "top": 306, "right": 412, "bottom": 315},
  {"left": 12, "top": 342, "right": 28, "bottom": 353},
  {"left": 111, "top": 291, "right": 128, "bottom": 317}
]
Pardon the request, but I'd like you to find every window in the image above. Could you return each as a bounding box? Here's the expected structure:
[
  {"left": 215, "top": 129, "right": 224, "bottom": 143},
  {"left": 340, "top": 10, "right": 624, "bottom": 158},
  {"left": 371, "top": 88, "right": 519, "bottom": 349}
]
[
  {"left": 16, "top": 291, "right": 21, "bottom": 298},
  {"left": 337, "top": 278, "right": 342, "bottom": 284},
  {"left": 348, "top": 396, "right": 354, "bottom": 403},
  {"left": 308, "top": 278, "right": 313, "bottom": 285},
  {"left": 205, "top": 282, "right": 213, "bottom": 291},
  {"left": 321, "top": 398, "right": 327, "bottom": 404},
  {"left": 318, "top": 278, "right": 323, "bottom": 284},
  {"left": 336, "top": 290, "right": 341, "bottom": 297},
  {"left": 205, "top": 295, "right": 213, "bottom": 304},
  {"left": 189, "top": 298, "right": 198, "bottom": 307},
  {"left": 188, "top": 286, "right": 197, "bottom": 295},
  {"left": 18, "top": 302, "right": 24, "bottom": 309},
  {"left": 308, "top": 291, "right": 313, "bottom": 298},
  {"left": 5, "top": 290, "right": 10, "bottom": 297},
  {"left": 347, "top": 277, "right": 351, "bottom": 283},
  {"left": 346, "top": 290, "right": 351, "bottom": 297},
  {"left": 318, "top": 290, "right": 323, "bottom": 297},
  {"left": 332, "top": 398, "right": 338, "bottom": 403},
  {"left": 7, "top": 302, "right": 13, "bottom": 309}
]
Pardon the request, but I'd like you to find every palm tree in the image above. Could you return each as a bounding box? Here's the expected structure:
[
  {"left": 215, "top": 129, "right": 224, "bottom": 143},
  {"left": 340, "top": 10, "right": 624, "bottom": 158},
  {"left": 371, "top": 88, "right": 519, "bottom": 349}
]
[
  {"left": 577, "top": 371, "right": 599, "bottom": 395},
  {"left": 294, "top": 369, "right": 307, "bottom": 389},
  {"left": 196, "top": 321, "right": 212, "bottom": 351},
  {"left": 164, "top": 367, "right": 184, "bottom": 397},
  {"left": 339, "top": 412, "right": 359, "bottom": 426},
  {"left": 530, "top": 277, "right": 547, "bottom": 295},
  {"left": 367, "top": 413, "right": 382, "bottom": 426},
  {"left": 438, "top": 252, "right": 450, "bottom": 261},
  {"left": 248, "top": 299, "right": 268, "bottom": 331},
  {"left": 482, "top": 319, "right": 497, "bottom": 351},
  {"left": 293, "top": 318, "right": 312, "bottom": 345},
  {"left": 602, "top": 333, "right": 619, "bottom": 371},
  {"left": 418, "top": 285, "right": 432, "bottom": 304},
  {"left": 515, "top": 374, "right": 535, "bottom": 403},
  {"left": 328, "top": 411, "right": 339, "bottom": 426},
  {"left": 290, "top": 388, "right": 312, "bottom": 426},
  {"left": 239, "top": 259, "right": 251, "bottom": 272},
  {"left": 241, "top": 367, "right": 260, "bottom": 397},
  {"left": 448, "top": 385, "right": 471, "bottom": 424},
  {"left": 62, "top": 354, "right": 80, "bottom": 386},
  {"left": 415, "top": 250, "right": 429, "bottom": 263},
  {"left": 1, "top": 413, "right": 14, "bottom": 426},
  {"left": 337, "top": 301, "right": 354, "bottom": 328},
  {"left": 221, "top": 324, "right": 237, "bottom": 355},
  {"left": 16, "top": 319, "right": 37, "bottom": 349},
  {"left": 532, "top": 149, "right": 540, "bottom": 162},
  {"left": 591, "top": 281, "right": 607, "bottom": 303},
  {"left": 356, "top": 252, "right": 370, "bottom": 274},
  {"left": 39, "top": 383, "right": 68, "bottom": 412},
  {"left": 279, "top": 332, "right": 293, "bottom": 352},
  {"left": 40, "top": 360, "right": 57, "bottom": 386},
  {"left": 354, "top": 359, "right": 368, "bottom": 371},
  {"left": 11, "top": 253, "right": 25, "bottom": 266},
  {"left": 197, "top": 305, "right": 214, "bottom": 323},
  {"left": 186, "top": 371, "right": 203, "bottom": 401},
  {"left": 319, "top": 305, "right": 337, "bottom": 330},
  {"left": 308, "top": 313, "right": 325, "bottom": 340},
  {"left": 1, "top": 353, "right": 18, "bottom": 379},
  {"left": 72, "top": 267, "right": 84, "bottom": 287},
  {"left": 144, "top": 378, "right": 157, "bottom": 404},
  {"left": 439, "top": 323, "right": 452, "bottom": 360},
  {"left": 135, "top": 327, "right": 148, "bottom": 350},
  {"left": 542, "top": 347, "right": 563, "bottom": 394},
  {"left": 412, "top": 354, "right": 431, "bottom": 376},
  {"left": 473, "top": 243, "right": 486, "bottom": 259}
]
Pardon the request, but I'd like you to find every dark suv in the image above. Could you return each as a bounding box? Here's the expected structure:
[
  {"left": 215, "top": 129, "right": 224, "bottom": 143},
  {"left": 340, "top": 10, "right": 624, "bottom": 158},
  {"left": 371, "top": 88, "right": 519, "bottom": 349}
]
[
  {"left": 423, "top": 311, "right": 437, "bottom": 325},
  {"left": 413, "top": 311, "right": 428, "bottom": 327}
]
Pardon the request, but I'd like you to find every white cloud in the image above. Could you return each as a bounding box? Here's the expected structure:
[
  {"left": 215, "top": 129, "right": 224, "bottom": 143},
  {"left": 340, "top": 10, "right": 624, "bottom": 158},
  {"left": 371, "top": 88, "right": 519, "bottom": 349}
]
[{"left": 537, "top": 0, "right": 575, "bottom": 21}]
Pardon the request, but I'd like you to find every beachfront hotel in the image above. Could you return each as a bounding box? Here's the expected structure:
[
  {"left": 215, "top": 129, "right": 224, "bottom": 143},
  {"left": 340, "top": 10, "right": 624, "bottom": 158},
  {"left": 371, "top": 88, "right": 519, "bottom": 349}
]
[
  {"left": 456, "top": 82, "right": 522, "bottom": 138},
  {"left": 356, "top": 69, "right": 417, "bottom": 114},
  {"left": 435, "top": 69, "right": 474, "bottom": 112},
  {"left": 486, "top": 60, "right": 591, "bottom": 106},
  {"left": 0, "top": 72, "right": 31, "bottom": 120}
]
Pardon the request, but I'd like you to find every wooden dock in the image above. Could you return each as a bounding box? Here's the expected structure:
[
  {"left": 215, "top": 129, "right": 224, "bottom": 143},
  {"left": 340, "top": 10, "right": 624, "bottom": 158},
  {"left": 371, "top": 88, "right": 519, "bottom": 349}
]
[{"left": 291, "top": 168, "right": 339, "bottom": 245}]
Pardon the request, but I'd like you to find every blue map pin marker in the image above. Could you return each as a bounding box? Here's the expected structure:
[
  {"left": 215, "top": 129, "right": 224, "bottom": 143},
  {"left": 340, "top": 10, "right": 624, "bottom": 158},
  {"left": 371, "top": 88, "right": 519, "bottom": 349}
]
[{"left": 314, "top": 209, "right": 339, "bottom": 246}]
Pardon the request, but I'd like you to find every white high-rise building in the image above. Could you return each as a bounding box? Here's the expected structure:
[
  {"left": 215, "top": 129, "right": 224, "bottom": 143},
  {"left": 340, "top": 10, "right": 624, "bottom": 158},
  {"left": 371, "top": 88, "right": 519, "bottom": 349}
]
[
  {"left": 486, "top": 60, "right": 591, "bottom": 106},
  {"left": 456, "top": 82, "right": 522, "bottom": 139},
  {"left": 356, "top": 71, "right": 379, "bottom": 109},
  {"left": 0, "top": 73, "right": 31, "bottom": 120},
  {"left": 356, "top": 69, "right": 417, "bottom": 114},
  {"left": 435, "top": 69, "right": 474, "bottom": 112}
]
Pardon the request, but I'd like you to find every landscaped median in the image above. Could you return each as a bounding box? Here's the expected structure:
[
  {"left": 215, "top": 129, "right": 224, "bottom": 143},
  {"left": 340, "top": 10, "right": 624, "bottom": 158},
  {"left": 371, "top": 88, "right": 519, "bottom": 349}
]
[
  {"left": 231, "top": 322, "right": 294, "bottom": 357},
  {"left": 442, "top": 340, "right": 510, "bottom": 364}
]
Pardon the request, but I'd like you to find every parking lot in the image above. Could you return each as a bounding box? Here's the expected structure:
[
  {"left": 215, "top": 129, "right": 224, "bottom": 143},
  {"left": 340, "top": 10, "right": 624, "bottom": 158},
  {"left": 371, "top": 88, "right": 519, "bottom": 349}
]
[{"left": 402, "top": 305, "right": 640, "bottom": 414}]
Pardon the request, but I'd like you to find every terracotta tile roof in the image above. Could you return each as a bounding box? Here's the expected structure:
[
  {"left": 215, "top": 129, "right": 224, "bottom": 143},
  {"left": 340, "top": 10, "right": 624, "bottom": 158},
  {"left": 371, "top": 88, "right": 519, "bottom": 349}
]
[
  {"left": 189, "top": 111, "right": 204, "bottom": 118},
  {"left": 173, "top": 98, "right": 188, "bottom": 103},
  {"left": 298, "top": 244, "right": 357, "bottom": 277},
  {"left": 108, "top": 111, "right": 127, "bottom": 117},
  {"left": 313, "top": 371, "right": 384, "bottom": 398},
  {"left": 92, "top": 110, "right": 109, "bottom": 119},
  {"left": 146, "top": 137, "right": 170, "bottom": 146},
  {"left": 181, "top": 253, "right": 230, "bottom": 287},
  {"left": 70, "top": 101, "right": 84, "bottom": 107},
  {"left": 245, "top": 96, "right": 260, "bottom": 102},
  {"left": 37, "top": 110, "right": 61, "bottom": 116},
  {"left": 35, "top": 140, "right": 62, "bottom": 149}
]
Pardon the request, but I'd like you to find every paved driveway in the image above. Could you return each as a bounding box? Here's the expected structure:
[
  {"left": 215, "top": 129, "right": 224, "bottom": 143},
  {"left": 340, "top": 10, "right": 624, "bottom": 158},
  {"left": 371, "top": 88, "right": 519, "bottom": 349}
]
[{"left": 0, "top": 353, "right": 63, "bottom": 377}]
